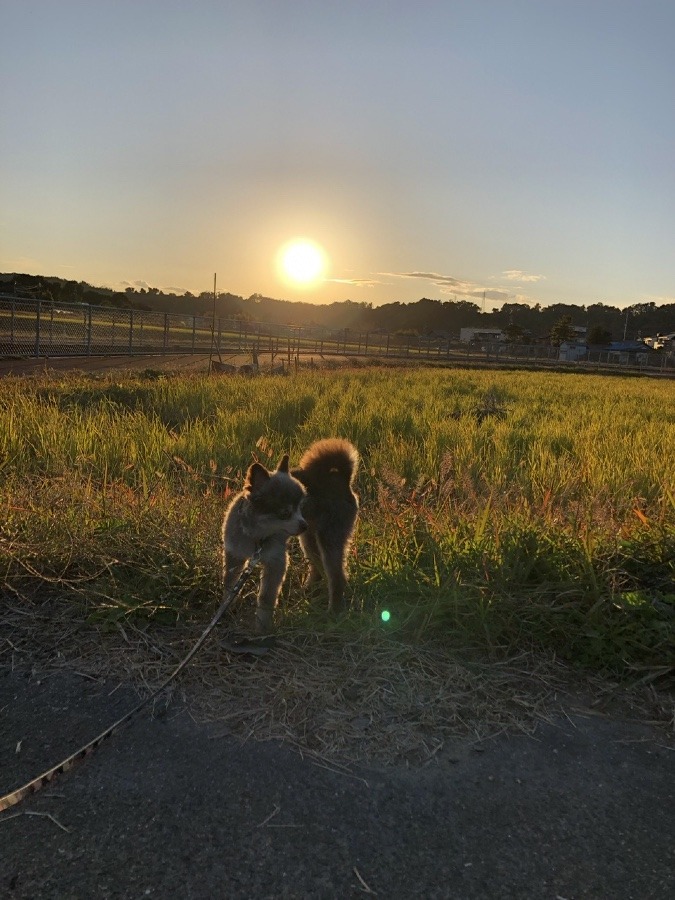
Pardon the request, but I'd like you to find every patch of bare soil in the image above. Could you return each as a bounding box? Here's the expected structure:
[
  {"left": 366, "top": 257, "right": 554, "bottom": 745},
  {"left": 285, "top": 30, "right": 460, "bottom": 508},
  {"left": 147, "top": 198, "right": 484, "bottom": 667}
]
[
  {"left": 0, "top": 354, "right": 216, "bottom": 378},
  {"left": 0, "top": 351, "right": 359, "bottom": 378}
]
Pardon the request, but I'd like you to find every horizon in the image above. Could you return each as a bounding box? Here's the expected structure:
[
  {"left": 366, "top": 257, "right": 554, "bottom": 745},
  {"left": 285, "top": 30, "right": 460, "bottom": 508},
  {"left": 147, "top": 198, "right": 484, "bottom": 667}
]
[
  {"left": 2, "top": 2, "right": 674, "bottom": 312},
  {"left": 6, "top": 270, "right": 675, "bottom": 331}
]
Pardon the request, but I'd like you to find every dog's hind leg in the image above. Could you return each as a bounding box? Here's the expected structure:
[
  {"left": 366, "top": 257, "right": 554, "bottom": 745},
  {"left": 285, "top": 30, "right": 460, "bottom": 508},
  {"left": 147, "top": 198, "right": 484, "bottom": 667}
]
[
  {"left": 318, "top": 542, "right": 350, "bottom": 615},
  {"left": 298, "top": 531, "right": 324, "bottom": 590}
]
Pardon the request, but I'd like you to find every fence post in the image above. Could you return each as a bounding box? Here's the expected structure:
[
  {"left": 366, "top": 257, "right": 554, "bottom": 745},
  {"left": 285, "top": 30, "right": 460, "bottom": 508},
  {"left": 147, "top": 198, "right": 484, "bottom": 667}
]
[
  {"left": 129, "top": 310, "right": 134, "bottom": 353},
  {"left": 192, "top": 316, "right": 196, "bottom": 353},
  {"left": 86, "top": 305, "right": 92, "bottom": 355},
  {"left": 34, "top": 300, "right": 41, "bottom": 357},
  {"left": 163, "top": 314, "right": 169, "bottom": 353}
]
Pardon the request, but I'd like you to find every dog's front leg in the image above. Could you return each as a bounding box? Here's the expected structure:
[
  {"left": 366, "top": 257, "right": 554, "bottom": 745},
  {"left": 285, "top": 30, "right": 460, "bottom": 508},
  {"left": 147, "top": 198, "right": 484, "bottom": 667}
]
[
  {"left": 255, "top": 539, "right": 289, "bottom": 633},
  {"left": 222, "top": 550, "right": 247, "bottom": 601}
]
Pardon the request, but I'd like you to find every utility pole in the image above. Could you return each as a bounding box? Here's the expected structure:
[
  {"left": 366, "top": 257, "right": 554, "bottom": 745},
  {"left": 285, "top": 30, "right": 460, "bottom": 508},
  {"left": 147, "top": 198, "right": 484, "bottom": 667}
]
[{"left": 209, "top": 273, "right": 217, "bottom": 373}]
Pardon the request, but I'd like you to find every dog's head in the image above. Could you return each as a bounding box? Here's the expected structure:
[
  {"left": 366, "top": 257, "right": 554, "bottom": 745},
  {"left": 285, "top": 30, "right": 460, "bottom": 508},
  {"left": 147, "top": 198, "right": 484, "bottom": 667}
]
[{"left": 244, "top": 454, "right": 307, "bottom": 538}]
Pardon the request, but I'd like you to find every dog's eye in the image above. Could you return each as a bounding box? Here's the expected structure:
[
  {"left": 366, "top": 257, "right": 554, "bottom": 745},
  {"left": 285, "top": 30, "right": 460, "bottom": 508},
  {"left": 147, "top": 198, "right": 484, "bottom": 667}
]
[{"left": 278, "top": 507, "right": 293, "bottom": 520}]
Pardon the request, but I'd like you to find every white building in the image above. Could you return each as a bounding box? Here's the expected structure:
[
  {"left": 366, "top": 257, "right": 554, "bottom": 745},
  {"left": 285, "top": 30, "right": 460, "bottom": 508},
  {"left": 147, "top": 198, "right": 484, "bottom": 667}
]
[{"left": 559, "top": 341, "right": 588, "bottom": 361}]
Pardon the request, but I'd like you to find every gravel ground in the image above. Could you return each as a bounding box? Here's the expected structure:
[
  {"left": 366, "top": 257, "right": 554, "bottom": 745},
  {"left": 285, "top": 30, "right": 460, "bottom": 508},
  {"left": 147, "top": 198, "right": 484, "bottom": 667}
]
[{"left": 1, "top": 669, "right": 673, "bottom": 900}]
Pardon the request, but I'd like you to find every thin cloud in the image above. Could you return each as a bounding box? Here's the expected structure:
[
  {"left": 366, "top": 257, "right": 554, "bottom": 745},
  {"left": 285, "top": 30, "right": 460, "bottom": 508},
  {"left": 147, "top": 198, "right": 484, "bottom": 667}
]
[
  {"left": 501, "top": 270, "right": 546, "bottom": 283},
  {"left": 325, "top": 277, "right": 383, "bottom": 288},
  {"left": 118, "top": 279, "right": 152, "bottom": 291},
  {"left": 116, "top": 280, "right": 192, "bottom": 295},
  {"left": 384, "top": 271, "right": 510, "bottom": 303},
  {"left": 165, "top": 285, "right": 194, "bottom": 295},
  {"left": 388, "top": 271, "right": 470, "bottom": 289}
]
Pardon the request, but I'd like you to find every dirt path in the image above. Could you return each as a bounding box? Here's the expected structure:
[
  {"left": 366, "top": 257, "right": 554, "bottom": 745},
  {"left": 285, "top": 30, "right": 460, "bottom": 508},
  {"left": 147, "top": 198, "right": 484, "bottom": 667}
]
[
  {"left": 1, "top": 669, "right": 673, "bottom": 900},
  {"left": 0, "top": 352, "right": 349, "bottom": 378},
  {"left": 0, "top": 354, "right": 217, "bottom": 378}
]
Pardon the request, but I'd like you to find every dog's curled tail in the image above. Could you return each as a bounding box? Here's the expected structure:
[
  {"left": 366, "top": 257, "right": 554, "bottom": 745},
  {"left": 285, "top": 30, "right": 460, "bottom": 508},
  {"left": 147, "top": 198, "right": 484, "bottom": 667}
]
[{"left": 296, "top": 438, "right": 359, "bottom": 485}]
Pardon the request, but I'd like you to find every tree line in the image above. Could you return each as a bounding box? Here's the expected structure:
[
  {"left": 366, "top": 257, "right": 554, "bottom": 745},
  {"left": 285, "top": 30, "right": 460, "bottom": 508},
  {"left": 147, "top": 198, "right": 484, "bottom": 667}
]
[{"left": 2, "top": 271, "right": 674, "bottom": 342}]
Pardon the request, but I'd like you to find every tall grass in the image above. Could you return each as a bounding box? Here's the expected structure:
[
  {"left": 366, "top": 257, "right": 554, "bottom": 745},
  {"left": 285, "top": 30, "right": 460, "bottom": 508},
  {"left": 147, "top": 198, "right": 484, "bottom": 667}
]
[{"left": 1, "top": 367, "right": 673, "bottom": 674}]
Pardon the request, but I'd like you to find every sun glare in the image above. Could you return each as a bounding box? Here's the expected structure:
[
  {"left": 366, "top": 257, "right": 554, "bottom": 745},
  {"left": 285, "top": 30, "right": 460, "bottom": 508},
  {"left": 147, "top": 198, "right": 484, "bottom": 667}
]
[{"left": 278, "top": 239, "right": 327, "bottom": 287}]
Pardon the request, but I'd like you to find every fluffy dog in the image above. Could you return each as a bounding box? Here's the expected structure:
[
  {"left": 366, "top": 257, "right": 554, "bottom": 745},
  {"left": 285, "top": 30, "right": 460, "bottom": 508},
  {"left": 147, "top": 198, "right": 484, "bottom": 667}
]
[
  {"left": 291, "top": 438, "right": 359, "bottom": 616},
  {"left": 221, "top": 439, "right": 359, "bottom": 632}
]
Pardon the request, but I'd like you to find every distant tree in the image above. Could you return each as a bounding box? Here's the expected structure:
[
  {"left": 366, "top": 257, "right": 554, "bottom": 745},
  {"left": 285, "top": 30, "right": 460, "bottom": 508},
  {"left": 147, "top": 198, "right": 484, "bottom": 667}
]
[
  {"left": 587, "top": 324, "right": 612, "bottom": 345},
  {"left": 503, "top": 323, "right": 525, "bottom": 343},
  {"left": 549, "top": 315, "right": 576, "bottom": 346},
  {"left": 5, "top": 269, "right": 675, "bottom": 337},
  {"left": 60, "top": 280, "right": 81, "bottom": 304},
  {"left": 493, "top": 302, "right": 535, "bottom": 329}
]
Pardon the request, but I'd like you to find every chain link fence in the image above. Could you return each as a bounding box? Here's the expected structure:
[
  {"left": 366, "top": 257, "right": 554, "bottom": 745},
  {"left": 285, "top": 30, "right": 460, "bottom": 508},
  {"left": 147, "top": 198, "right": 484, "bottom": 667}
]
[
  {"left": 1, "top": 295, "right": 673, "bottom": 375},
  {"left": 0, "top": 297, "right": 231, "bottom": 357}
]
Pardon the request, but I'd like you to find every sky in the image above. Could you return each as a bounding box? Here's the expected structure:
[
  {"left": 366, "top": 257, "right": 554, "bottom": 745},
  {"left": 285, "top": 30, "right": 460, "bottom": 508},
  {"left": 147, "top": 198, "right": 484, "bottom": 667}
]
[{"left": 1, "top": 0, "right": 674, "bottom": 311}]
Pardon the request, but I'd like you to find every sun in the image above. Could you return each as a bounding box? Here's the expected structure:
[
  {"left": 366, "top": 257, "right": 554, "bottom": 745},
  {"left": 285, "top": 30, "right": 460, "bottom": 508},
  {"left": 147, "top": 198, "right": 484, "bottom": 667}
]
[{"left": 277, "top": 239, "right": 327, "bottom": 287}]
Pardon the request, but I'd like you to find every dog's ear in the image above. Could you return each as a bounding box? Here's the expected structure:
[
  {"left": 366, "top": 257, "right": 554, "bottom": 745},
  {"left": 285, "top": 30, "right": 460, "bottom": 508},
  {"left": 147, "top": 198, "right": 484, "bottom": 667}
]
[
  {"left": 244, "top": 462, "right": 270, "bottom": 494},
  {"left": 276, "top": 454, "right": 290, "bottom": 473}
]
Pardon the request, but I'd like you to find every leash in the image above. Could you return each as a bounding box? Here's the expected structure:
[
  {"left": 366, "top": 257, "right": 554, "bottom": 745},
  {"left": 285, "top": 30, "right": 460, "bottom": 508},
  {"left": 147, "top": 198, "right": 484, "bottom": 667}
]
[{"left": 0, "top": 548, "right": 262, "bottom": 814}]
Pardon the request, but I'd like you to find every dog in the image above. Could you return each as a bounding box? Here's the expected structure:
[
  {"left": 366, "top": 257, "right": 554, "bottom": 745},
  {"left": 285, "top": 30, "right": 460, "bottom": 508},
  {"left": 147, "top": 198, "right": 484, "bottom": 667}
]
[{"left": 221, "top": 439, "right": 359, "bottom": 633}]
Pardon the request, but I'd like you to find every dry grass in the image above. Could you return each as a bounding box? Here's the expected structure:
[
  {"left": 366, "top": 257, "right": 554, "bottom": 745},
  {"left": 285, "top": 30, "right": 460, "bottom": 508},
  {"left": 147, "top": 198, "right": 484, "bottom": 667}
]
[{"left": 2, "top": 591, "right": 671, "bottom": 769}]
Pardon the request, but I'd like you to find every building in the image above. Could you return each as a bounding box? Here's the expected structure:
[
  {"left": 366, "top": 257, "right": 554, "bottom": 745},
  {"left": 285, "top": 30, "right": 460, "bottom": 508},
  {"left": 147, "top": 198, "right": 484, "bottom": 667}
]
[
  {"left": 558, "top": 341, "right": 588, "bottom": 361},
  {"left": 459, "top": 327, "right": 505, "bottom": 344},
  {"left": 605, "top": 340, "right": 653, "bottom": 365}
]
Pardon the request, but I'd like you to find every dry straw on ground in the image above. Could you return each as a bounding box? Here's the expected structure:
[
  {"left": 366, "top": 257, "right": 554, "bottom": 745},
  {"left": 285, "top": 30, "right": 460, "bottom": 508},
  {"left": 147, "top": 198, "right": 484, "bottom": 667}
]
[{"left": 1, "top": 592, "right": 671, "bottom": 768}]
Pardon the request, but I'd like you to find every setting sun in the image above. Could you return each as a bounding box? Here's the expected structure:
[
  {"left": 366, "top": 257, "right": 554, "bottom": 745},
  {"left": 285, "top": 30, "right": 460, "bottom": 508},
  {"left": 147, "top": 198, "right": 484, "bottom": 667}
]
[{"left": 277, "top": 239, "right": 327, "bottom": 287}]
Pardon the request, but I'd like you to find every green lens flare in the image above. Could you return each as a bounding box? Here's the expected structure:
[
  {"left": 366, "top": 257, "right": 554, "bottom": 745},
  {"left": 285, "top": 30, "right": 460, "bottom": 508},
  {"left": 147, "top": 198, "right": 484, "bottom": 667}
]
[{"left": 381, "top": 610, "right": 391, "bottom": 622}]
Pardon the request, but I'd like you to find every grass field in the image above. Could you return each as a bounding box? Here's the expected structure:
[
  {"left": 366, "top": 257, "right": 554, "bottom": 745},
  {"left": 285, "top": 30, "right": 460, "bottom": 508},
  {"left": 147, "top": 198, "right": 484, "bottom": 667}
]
[{"left": 1, "top": 365, "right": 673, "bottom": 680}]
